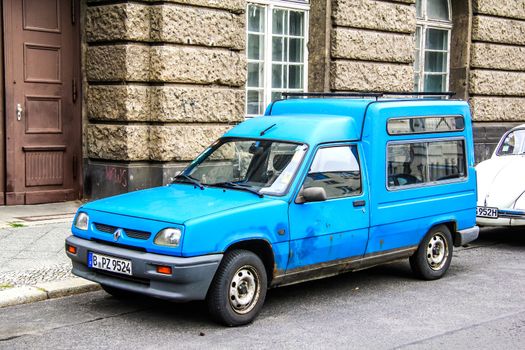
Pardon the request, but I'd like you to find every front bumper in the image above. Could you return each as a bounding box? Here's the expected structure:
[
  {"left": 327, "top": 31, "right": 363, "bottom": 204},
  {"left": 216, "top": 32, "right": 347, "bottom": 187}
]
[
  {"left": 454, "top": 226, "right": 479, "bottom": 246},
  {"left": 65, "top": 235, "right": 222, "bottom": 302}
]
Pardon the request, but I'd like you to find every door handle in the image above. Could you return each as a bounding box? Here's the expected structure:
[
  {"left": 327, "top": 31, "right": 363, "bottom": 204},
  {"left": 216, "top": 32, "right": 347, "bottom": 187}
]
[
  {"left": 16, "top": 103, "right": 23, "bottom": 121},
  {"left": 353, "top": 200, "right": 366, "bottom": 207}
]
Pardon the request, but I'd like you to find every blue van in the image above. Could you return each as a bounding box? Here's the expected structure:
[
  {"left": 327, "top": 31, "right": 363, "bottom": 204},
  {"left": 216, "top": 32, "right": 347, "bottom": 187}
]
[{"left": 66, "top": 93, "right": 479, "bottom": 326}]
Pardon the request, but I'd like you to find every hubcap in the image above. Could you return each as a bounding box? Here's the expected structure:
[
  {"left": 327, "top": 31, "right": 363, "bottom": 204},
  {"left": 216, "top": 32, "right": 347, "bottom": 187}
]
[
  {"left": 228, "top": 265, "right": 260, "bottom": 315},
  {"left": 426, "top": 233, "right": 448, "bottom": 271}
]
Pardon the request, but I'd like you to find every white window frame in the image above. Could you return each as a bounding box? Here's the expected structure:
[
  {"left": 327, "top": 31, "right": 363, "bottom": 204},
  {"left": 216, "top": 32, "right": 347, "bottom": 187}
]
[
  {"left": 246, "top": 0, "right": 310, "bottom": 117},
  {"left": 415, "top": 0, "right": 452, "bottom": 92}
]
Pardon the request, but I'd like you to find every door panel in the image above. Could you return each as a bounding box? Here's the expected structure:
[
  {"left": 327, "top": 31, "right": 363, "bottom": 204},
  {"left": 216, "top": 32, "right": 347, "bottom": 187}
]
[
  {"left": 3, "top": 0, "right": 81, "bottom": 204},
  {"left": 287, "top": 144, "right": 370, "bottom": 271}
]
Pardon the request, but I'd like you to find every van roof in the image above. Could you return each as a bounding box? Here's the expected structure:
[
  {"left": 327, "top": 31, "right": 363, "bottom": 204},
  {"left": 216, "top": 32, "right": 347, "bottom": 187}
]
[{"left": 224, "top": 98, "right": 470, "bottom": 145}]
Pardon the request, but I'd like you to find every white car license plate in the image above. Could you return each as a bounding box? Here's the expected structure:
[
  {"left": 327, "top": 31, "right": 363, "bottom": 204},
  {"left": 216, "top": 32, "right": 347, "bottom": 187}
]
[
  {"left": 88, "top": 252, "right": 132, "bottom": 276},
  {"left": 476, "top": 206, "right": 498, "bottom": 219}
]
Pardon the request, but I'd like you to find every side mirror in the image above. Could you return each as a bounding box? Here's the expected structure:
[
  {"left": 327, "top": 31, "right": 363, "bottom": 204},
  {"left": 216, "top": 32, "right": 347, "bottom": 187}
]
[{"left": 296, "top": 187, "right": 327, "bottom": 204}]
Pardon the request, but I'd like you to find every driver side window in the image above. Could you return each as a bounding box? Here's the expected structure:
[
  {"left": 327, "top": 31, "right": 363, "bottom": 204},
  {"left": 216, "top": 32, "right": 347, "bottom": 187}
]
[{"left": 304, "top": 145, "right": 362, "bottom": 199}]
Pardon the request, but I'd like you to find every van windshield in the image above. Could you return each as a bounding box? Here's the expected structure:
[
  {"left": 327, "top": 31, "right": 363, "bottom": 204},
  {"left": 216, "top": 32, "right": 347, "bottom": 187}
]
[
  {"left": 497, "top": 129, "right": 525, "bottom": 156},
  {"left": 179, "top": 139, "right": 308, "bottom": 196}
]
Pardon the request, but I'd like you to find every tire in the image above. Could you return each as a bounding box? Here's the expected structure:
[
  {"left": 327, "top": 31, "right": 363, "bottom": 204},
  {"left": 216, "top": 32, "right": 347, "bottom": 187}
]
[
  {"left": 101, "top": 284, "right": 137, "bottom": 299},
  {"left": 206, "top": 249, "right": 267, "bottom": 326},
  {"left": 410, "top": 225, "right": 453, "bottom": 280}
]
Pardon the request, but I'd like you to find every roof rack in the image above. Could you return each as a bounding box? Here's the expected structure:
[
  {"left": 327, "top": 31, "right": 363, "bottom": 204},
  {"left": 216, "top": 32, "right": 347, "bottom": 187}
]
[{"left": 282, "top": 91, "right": 456, "bottom": 101}]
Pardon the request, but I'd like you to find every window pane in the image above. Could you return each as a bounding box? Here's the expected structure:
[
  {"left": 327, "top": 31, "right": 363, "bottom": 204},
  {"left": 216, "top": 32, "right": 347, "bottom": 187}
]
[
  {"left": 415, "top": 49, "right": 420, "bottom": 70},
  {"left": 305, "top": 146, "right": 362, "bottom": 199},
  {"left": 426, "top": 29, "right": 448, "bottom": 50},
  {"left": 427, "top": 0, "right": 450, "bottom": 20},
  {"left": 272, "top": 64, "right": 283, "bottom": 88},
  {"left": 247, "top": 90, "right": 263, "bottom": 115},
  {"left": 248, "top": 5, "right": 265, "bottom": 33},
  {"left": 414, "top": 74, "right": 420, "bottom": 91},
  {"left": 388, "top": 143, "right": 428, "bottom": 187},
  {"left": 248, "top": 34, "right": 264, "bottom": 60},
  {"left": 424, "top": 51, "right": 447, "bottom": 72},
  {"left": 271, "top": 91, "right": 282, "bottom": 102},
  {"left": 283, "top": 37, "right": 289, "bottom": 63},
  {"left": 247, "top": 63, "right": 263, "bottom": 87},
  {"left": 388, "top": 116, "right": 465, "bottom": 135},
  {"left": 428, "top": 141, "right": 466, "bottom": 181},
  {"left": 415, "top": 26, "right": 422, "bottom": 50},
  {"left": 289, "top": 38, "right": 304, "bottom": 62},
  {"left": 288, "top": 65, "right": 303, "bottom": 89},
  {"left": 273, "top": 9, "right": 286, "bottom": 34},
  {"left": 388, "top": 140, "right": 466, "bottom": 188},
  {"left": 424, "top": 74, "right": 446, "bottom": 92},
  {"left": 272, "top": 37, "right": 283, "bottom": 61},
  {"left": 416, "top": 0, "right": 423, "bottom": 18},
  {"left": 497, "top": 129, "right": 525, "bottom": 155},
  {"left": 289, "top": 11, "right": 304, "bottom": 36}
]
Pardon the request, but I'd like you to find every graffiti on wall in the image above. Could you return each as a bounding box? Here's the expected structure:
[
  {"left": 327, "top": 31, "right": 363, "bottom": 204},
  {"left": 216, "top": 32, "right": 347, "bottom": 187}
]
[{"left": 105, "top": 167, "right": 128, "bottom": 188}]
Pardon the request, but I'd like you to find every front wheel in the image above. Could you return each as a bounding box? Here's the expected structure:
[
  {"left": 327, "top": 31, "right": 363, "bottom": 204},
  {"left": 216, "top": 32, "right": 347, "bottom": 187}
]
[
  {"left": 410, "top": 225, "right": 453, "bottom": 280},
  {"left": 206, "top": 250, "right": 267, "bottom": 326}
]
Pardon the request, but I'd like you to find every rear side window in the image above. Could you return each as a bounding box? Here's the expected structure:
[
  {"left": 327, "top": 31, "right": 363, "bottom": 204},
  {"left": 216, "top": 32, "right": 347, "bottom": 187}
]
[
  {"left": 387, "top": 116, "right": 464, "bottom": 135},
  {"left": 304, "top": 145, "right": 362, "bottom": 199},
  {"left": 387, "top": 139, "right": 466, "bottom": 189}
]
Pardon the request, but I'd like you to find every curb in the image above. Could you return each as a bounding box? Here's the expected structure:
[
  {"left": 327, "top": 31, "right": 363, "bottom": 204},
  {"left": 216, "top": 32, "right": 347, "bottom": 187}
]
[
  {"left": 0, "top": 216, "right": 74, "bottom": 230},
  {"left": 0, "top": 278, "right": 101, "bottom": 308}
]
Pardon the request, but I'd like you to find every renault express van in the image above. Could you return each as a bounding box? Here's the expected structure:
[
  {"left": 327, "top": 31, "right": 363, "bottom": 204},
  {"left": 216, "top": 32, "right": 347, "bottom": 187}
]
[{"left": 66, "top": 93, "right": 478, "bottom": 326}]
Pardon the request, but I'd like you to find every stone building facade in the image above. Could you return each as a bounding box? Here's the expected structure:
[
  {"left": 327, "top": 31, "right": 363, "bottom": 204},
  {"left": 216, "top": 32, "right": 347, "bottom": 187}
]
[
  {"left": 83, "top": 0, "right": 247, "bottom": 198},
  {"left": 2, "top": 0, "right": 518, "bottom": 203},
  {"left": 81, "top": 0, "right": 525, "bottom": 199}
]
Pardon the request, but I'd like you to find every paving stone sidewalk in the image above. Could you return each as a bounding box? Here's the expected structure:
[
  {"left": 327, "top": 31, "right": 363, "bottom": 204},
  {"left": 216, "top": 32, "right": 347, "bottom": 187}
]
[
  {"left": 0, "top": 202, "right": 104, "bottom": 307},
  {"left": 0, "top": 201, "right": 83, "bottom": 291},
  {"left": 0, "top": 222, "right": 74, "bottom": 290}
]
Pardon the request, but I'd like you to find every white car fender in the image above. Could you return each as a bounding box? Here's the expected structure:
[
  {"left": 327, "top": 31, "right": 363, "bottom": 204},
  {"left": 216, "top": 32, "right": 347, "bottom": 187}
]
[{"left": 476, "top": 156, "right": 525, "bottom": 209}]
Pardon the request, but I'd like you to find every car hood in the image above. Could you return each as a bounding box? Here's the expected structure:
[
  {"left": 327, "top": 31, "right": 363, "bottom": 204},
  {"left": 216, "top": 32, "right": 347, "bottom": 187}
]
[
  {"left": 83, "top": 184, "right": 277, "bottom": 224},
  {"left": 476, "top": 156, "right": 525, "bottom": 208}
]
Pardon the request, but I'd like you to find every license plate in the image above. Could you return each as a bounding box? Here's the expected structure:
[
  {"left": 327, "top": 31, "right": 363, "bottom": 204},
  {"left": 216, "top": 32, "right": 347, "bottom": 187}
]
[
  {"left": 88, "top": 252, "right": 132, "bottom": 276},
  {"left": 476, "top": 206, "right": 499, "bottom": 219}
]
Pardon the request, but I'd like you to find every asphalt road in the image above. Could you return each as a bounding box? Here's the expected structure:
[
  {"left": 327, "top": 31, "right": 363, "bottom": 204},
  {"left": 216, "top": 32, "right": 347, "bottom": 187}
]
[{"left": 1, "top": 227, "right": 524, "bottom": 349}]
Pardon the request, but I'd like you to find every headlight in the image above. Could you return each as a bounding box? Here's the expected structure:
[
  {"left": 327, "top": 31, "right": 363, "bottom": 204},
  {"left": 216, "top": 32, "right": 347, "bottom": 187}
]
[
  {"left": 74, "top": 212, "right": 89, "bottom": 231},
  {"left": 154, "top": 228, "right": 182, "bottom": 247}
]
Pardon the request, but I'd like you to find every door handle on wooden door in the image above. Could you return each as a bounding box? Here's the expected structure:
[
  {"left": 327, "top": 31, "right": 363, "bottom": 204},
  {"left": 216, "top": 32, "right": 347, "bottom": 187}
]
[{"left": 16, "top": 103, "right": 23, "bottom": 121}]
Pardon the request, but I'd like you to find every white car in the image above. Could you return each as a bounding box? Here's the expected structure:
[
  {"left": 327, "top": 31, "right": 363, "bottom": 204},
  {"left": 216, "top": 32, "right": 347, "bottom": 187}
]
[{"left": 476, "top": 124, "right": 525, "bottom": 226}]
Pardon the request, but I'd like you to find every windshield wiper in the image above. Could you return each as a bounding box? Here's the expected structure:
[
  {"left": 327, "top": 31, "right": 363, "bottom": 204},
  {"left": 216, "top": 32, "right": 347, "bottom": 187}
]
[
  {"left": 173, "top": 174, "right": 205, "bottom": 190},
  {"left": 210, "top": 182, "right": 263, "bottom": 198}
]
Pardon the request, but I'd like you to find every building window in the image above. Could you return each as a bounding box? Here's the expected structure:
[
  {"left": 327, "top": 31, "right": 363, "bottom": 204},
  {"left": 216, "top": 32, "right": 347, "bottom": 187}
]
[
  {"left": 414, "top": 0, "right": 452, "bottom": 92},
  {"left": 246, "top": 1, "right": 309, "bottom": 116}
]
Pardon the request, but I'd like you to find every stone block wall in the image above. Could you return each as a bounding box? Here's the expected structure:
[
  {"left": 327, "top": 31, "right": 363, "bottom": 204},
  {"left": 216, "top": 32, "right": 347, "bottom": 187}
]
[
  {"left": 310, "top": 0, "right": 416, "bottom": 93},
  {"left": 83, "top": 0, "right": 245, "bottom": 198},
  {"left": 469, "top": 0, "right": 525, "bottom": 160}
]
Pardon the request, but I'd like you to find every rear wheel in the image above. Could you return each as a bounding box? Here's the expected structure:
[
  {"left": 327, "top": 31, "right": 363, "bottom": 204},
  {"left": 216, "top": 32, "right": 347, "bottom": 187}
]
[
  {"left": 206, "top": 249, "right": 267, "bottom": 326},
  {"left": 410, "top": 225, "right": 453, "bottom": 280}
]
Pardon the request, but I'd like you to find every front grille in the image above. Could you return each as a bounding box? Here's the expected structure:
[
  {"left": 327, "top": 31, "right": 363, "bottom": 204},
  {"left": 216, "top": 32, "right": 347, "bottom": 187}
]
[
  {"left": 94, "top": 223, "right": 117, "bottom": 233},
  {"left": 93, "top": 223, "right": 151, "bottom": 240},
  {"left": 124, "top": 229, "right": 151, "bottom": 240}
]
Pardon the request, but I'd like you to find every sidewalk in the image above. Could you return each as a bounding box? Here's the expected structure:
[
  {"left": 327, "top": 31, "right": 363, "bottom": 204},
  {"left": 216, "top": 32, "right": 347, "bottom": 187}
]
[{"left": 0, "top": 201, "right": 100, "bottom": 307}]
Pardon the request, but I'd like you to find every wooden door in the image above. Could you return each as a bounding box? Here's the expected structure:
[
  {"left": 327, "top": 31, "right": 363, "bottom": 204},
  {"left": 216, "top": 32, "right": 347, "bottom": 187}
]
[{"left": 3, "top": 0, "right": 81, "bottom": 204}]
